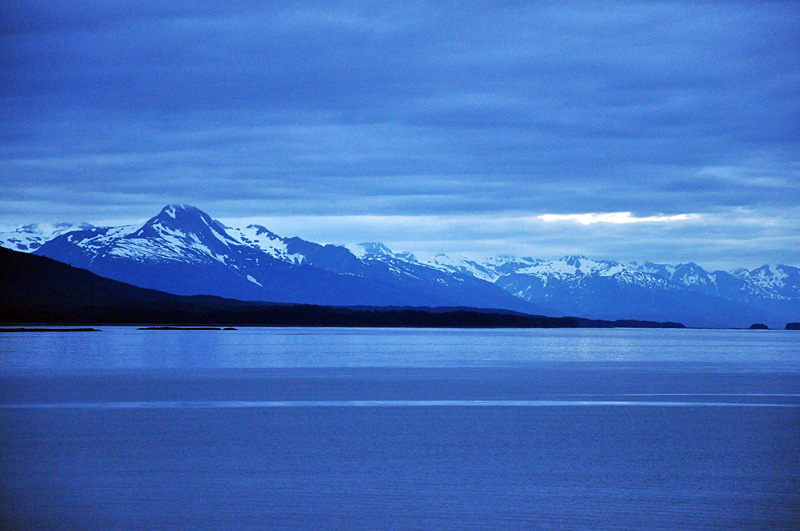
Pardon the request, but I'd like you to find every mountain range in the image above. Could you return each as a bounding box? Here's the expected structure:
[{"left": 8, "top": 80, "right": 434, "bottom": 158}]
[{"left": 2, "top": 204, "right": 798, "bottom": 328}]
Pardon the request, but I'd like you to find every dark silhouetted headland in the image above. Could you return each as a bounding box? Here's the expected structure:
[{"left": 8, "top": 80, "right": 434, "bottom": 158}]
[{"left": 0, "top": 247, "right": 682, "bottom": 329}]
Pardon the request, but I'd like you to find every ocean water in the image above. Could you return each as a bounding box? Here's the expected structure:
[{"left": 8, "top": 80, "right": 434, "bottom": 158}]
[{"left": 1, "top": 327, "right": 799, "bottom": 530}]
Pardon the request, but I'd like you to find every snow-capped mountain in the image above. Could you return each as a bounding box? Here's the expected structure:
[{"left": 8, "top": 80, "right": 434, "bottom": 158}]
[
  {"left": 406, "top": 253, "right": 797, "bottom": 328},
  {"left": 635, "top": 261, "right": 800, "bottom": 307},
  {"left": 327, "top": 245, "right": 798, "bottom": 327},
  {"left": 2, "top": 204, "right": 798, "bottom": 327},
  {"left": 438, "top": 256, "right": 800, "bottom": 328},
  {"left": 23, "top": 205, "right": 543, "bottom": 312},
  {"left": 732, "top": 264, "right": 800, "bottom": 301},
  {"left": 409, "top": 254, "right": 746, "bottom": 327}
]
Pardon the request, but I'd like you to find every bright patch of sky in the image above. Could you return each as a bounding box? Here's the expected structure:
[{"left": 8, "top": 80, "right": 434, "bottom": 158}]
[{"left": 537, "top": 213, "right": 700, "bottom": 225}]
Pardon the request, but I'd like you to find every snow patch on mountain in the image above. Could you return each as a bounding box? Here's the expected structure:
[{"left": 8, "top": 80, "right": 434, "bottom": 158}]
[
  {"left": 345, "top": 243, "right": 421, "bottom": 277},
  {"left": 415, "top": 253, "right": 542, "bottom": 282},
  {"left": 743, "top": 265, "right": 787, "bottom": 289},
  {"left": 729, "top": 264, "right": 798, "bottom": 301},
  {"left": 506, "top": 255, "right": 668, "bottom": 290},
  {"left": 229, "top": 225, "right": 304, "bottom": 264}
]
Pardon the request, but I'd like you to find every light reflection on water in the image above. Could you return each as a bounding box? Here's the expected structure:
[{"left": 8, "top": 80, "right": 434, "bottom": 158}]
[
  {"left": 4, "top": 399, "right": 800, "bottom": 409},
  {"left": 1, "top": 327, "right": 799, "bottom": 371}
]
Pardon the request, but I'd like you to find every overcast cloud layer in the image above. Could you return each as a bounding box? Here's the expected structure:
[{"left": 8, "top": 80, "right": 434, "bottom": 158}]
[{"left": 1, "top": 1, "right": 798, "bottom": 269}]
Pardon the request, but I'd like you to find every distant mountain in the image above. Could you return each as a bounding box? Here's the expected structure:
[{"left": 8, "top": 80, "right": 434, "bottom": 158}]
[
  {"left": 333, "top": 248, "right": 799, "bottom": 328},
  {"left": 417, "top": 254, "right": 798, "bottom": 328},
  {"left": 631, "top": 261, "right": 800, "bottom": 327},
  {"left": 2, "top": 204, "right": 797, "bottom": 328},
  {"left": 25, "top": 205, "right": 545, "bottom": 313}
]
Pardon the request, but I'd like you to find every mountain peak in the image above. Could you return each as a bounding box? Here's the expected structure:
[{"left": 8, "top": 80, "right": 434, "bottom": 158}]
[
  {"left": 349, "top": 242, "right": 394, "bottom": 258},
  {"left": 128, "top": 204, "right": 233, "bottom": 245},
  {"left": 560, "top": 255, "right": 589, "bottom": 266},
  {"left": 244, "top": 224, "right": 281, "bottom": 240},
  {"left": 152, "top": 204, "right": 211, "bottom": 225},
  {"left": 158, "top": 204, "right": 203, "bottom": 219}
]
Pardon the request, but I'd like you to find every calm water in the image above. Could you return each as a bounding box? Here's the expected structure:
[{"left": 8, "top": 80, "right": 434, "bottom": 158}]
[{"left": 1, "top": 327, "right": 799, "bottom": 530}]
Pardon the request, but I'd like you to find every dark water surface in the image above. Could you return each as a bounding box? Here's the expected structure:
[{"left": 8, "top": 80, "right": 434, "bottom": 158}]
[{"left": 1, "top": 328, "right": 799, "bottom": 530}]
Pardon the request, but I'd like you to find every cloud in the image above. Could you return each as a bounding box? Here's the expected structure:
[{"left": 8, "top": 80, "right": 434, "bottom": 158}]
[
  {"left": 217, "top": 207, "right": 798, "bottom": 271},
  {"left": 0, "top": 1, "right": 798, "bottom": 267},
  {"left": 537, "top": 212, "right": 700, "bottom": 225}
]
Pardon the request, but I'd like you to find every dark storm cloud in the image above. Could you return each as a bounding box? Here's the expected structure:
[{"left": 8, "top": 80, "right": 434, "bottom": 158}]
[{"left": 1, "top": 1, "right": 798, "bottom": 266}]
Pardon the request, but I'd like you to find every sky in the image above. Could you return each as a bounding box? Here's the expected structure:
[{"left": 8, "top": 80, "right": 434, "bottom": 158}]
[{"left": 1, "top": 1, "right": 798, "bottom": 270}]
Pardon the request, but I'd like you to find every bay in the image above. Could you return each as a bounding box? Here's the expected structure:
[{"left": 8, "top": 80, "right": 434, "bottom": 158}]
[{"left": 1, "top": 327, "right": 799, "bottom": 529}]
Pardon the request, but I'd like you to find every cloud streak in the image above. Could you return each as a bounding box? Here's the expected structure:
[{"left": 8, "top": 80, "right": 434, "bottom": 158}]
[{"left": 538, "top": 213, "right": 700, "bottom": 225}]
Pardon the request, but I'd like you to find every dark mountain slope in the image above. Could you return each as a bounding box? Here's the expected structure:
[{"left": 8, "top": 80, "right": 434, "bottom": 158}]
[{"left": 1, "top": 247, "right": 586, "bottom": 328}]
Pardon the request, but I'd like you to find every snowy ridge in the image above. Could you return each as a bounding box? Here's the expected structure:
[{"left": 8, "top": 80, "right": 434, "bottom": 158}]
[
  {"left": 64, "top": 225, "right": 137, "bottom": 263},
  {"left": 635, "top": 261, "right": 799, "bottom": 302},
  {"left": 731, "top": 264, "right": 798, "bottom": 301},
  {"left": 382, "top": 251, "right": 799, "bottom": 326},
  {"left": 415, "top": 253, "right": 541, "bottom": 282},
  {"left": 513, "top": 256, "right": 659, "bottom": 283},
  {"left": 737, "top": 265, "right": 787, "bottom": 290},
  {"left": 418, "top": 254, "right": 670, "bottom": 290}
]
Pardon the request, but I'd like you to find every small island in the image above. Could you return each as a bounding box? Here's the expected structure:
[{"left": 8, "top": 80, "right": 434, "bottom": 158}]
[{"left": 139, "top": 326, "right": 231, "bottom": 331}]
